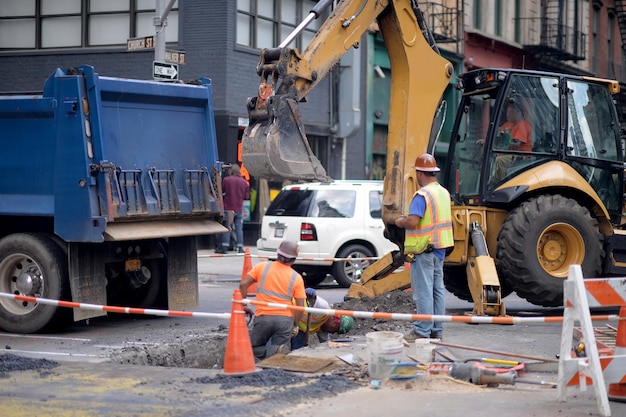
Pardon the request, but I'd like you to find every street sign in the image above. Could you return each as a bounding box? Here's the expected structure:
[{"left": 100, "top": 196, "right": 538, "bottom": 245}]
[
  {"left": 127, "top": 36, "right": 155, "bottom": 51},
  {"left": 165, "top": 50, "right": 186, "bottom": 65},
  {"left": 153, "top": 61, "right": 179, "bottom": 80}
]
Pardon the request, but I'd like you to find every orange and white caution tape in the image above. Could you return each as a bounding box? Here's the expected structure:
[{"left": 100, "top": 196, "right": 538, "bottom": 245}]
[
  {"left": 0, "top": 292, "right": 230, "bottom": 319},
  {"left": 0, "top": 290, "right": 621, "bottom": 325},
  {"left": 239, "top": 298, "right": 621, "bottom": 325}
]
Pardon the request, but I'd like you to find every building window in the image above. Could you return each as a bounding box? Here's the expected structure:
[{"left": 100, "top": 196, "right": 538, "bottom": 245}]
[
  {"left": 0, "top": 0, "right": 178, "bottom": 50},
  {"left": 592, "top": 3, "right": 600, "bottom": 75},
  {"left": 237, "top": 0, "right": 320, "bottom": 50},
  {"left": 473, "top": 0, "right": 482, "bottom": 31},
  {"left": 494, "top": 0, "right": 502, "bottom": 37}
]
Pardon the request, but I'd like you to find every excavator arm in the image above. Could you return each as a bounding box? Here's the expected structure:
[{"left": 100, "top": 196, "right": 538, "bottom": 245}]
[{"left": 243, "top": 0, "right": 453, "bottom": 236}]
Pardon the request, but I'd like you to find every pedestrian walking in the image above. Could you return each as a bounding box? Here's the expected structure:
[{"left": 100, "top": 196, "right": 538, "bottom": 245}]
[{"left": 217, "top": 164, "right": 249, "bottom": 254}]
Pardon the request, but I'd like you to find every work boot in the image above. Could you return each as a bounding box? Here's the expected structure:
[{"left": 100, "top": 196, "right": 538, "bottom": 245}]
[
  {"left": 430, "top": 332, "right": 442, "bottom": 340},
  {"left": 403, "top": 330, "right": 429, "bottom": 343},
  {"left": 276, "top": 343, "right": 291, "bottom": 355}
]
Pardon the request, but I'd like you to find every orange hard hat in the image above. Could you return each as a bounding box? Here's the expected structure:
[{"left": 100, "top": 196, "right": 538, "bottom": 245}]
[{"left": 414, "top": 153, "right": 440, "bottom": 172}]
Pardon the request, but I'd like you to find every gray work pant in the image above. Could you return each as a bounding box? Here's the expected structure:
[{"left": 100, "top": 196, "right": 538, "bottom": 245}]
[{"left": 250, "top": 315, "right": 293, "bottom": 359}]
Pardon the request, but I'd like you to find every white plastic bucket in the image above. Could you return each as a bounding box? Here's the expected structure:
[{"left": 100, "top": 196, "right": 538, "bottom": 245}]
[
  {"left": 366, "top": 331, "right": 403, "bottom": 379},
  {"left": 414, "top": 338, "right": 436, "bottom": 364}
]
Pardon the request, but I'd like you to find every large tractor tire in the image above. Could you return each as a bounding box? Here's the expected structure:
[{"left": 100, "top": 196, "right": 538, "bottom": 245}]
[
  {"left": 496, "top": 195, "right": 604, "bottom": 307},
  {"left": 0, "top": 233, "right": 71, "bottom": 333},
  {"left": 444, "top": 265, "right": 513, "bottom": 303},
  {"left": 443, "top": 265, "right": 473, "bottom": 302}
]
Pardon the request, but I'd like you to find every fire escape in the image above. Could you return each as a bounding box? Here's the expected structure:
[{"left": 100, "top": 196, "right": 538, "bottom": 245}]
[
  {"left": 422, "top": 1, "right": 463, "bottom": 57},
  {"left": 518, "top": 0, "right": 586, "bottom": 70}
]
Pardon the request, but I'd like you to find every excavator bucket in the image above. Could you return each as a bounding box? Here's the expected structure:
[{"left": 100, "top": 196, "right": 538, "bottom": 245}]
[{"left": 242, "top": 94, "right": 331, "bottom": 182}]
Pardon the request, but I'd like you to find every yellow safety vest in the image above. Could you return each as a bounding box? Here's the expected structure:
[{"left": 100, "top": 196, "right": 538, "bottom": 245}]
[
  {"left": 297, "top": 299, "right": 330, "bottom": 333},
  {"left": 404, "top": 182, "right": 453, "bottom": 254}
]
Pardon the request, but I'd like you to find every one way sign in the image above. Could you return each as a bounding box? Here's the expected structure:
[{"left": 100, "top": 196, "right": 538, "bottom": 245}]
[{"left": 153, "top": 61, "right": 178, "bottom": 80}]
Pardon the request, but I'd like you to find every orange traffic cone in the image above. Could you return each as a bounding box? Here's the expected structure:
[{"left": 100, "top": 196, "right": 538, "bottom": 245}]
[
  {"left": 608, "top": 305, "right": 626, "bottom": 402},
  {"left": 223, "top": 289, "right": 257, "bottom": 375},
  {"left": 241, "top": 248, "right": 256, "bottom": 296}
]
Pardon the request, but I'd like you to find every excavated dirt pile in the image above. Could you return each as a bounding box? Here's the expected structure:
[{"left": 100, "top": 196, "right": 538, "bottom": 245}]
[
  {"left": 336, "top": 289, "right": 416, "bottom": 335},
  {"left": 109, "top": 290, "right": 417, "bottom": 368}
]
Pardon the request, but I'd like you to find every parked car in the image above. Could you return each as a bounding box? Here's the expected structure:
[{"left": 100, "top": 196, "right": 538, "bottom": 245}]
[{"left": 256, "top": 181, "right": 399, "bottom": 287}]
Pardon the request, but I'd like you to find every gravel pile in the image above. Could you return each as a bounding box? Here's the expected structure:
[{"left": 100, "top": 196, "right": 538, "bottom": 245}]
[{"left": 0, "top": 353, "right": 59, "bottom": 378}]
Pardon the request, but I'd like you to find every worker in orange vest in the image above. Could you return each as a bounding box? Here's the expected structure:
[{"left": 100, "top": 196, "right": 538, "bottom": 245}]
[{"left": 240, "top": 240, "right": 306, "bottom": 359}]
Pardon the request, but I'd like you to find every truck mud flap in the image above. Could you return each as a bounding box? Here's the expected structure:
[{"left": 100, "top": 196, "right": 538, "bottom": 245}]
[
  {"left": 69, "top": 243, "right": 108, "bottom": 322},
  {"left": 242, "top": 94, "right": 331, "bottom": 182},
  {"left": 166, "top": 237, "right": 199, "bottom": 311},
  {"left": 103, "top": 219, "right": 227, "bottom": 241}
]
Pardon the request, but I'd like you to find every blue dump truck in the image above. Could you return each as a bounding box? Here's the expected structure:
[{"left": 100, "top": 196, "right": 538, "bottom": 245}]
[{"left": 0, "top": 65, "right": 226, "bottom": 333}]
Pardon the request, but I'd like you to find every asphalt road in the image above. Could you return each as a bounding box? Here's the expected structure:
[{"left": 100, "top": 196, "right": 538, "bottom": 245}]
[
  {"left": 0, "top": 247, "right": 562, "bottom": 362},
  {"left": 1, "top": 247, "right": 625, "bottom": 417}
]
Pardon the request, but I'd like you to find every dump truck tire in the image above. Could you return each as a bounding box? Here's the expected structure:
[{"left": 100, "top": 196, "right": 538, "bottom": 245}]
[
  {"left": 496, "top": 194, "right": 604, "bottom": 307},
  {"left": 0, "top": 233, "right": 71, "bottom": 333}
]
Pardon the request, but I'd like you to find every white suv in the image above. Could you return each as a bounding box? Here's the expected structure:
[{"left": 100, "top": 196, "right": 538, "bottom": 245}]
[{"left": 256, "top": 181, "right": 399, "bottom": 287}]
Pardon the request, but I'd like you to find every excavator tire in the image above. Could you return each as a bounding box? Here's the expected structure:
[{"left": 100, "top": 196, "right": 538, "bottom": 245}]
[
  {"left": 496, "top": 194, "right": 604, "bottom": 307},
  {"left": 443, "top": 265, "right": 473, "bottom": 302},
  {"left": 443, "top": 265, "right": 513, "bottom": 303}
]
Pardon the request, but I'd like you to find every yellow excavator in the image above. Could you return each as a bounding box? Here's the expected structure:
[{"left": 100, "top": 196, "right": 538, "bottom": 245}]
[{"left": 242, "top": 0, "right": 626, "bottom": 316}]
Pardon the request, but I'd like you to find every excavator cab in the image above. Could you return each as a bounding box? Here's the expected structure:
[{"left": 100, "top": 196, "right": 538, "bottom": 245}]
[{"left": 444, "top": 69, "right": 623, "bottom": 217}]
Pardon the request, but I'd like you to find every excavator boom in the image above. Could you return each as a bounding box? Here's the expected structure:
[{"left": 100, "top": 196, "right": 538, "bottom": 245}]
[{"left": 242, "top": 0, "right": 454, "bottom": 236}]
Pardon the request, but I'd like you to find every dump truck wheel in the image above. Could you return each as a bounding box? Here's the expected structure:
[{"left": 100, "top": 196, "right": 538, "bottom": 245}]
[
  {"left": 497, "top": 194, "right": 604, "bottom": 307},
  {"left": 0, "top": 233, "right": 71, "bottom": 333},
  {"left": 332, "top": 244, "right": 374, "bottom": 288}
]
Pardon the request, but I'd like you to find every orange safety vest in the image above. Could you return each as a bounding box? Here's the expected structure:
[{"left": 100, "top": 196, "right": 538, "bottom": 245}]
[
  {"left": 248, "top": 261, "right": 306, "bottom": 317},
  {"left": 404, "top": 182, "right": 453, "bottom": 254}
]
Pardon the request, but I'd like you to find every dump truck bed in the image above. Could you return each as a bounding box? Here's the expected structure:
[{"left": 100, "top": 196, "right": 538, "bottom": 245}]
[{"left": 0, "top": 65, "right": 223, "bottom": 242}]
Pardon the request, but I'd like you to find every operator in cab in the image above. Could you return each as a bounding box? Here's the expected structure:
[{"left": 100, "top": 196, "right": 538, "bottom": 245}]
[{"left": 492, "top": 99, "right": 532, "bottom": 180}]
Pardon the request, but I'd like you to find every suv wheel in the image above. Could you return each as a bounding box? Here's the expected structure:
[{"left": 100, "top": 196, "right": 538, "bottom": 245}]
[
  {"left": 332, "top": 244, "right": 374, "bottom": 288},
  {"left": 292, "top": 266, "right": 329, "bottom": 287}
]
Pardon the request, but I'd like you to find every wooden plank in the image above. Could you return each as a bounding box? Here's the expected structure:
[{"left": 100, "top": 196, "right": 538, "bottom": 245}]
[{"left": 257, "top": 354, "right": 337, "bottom": 373}]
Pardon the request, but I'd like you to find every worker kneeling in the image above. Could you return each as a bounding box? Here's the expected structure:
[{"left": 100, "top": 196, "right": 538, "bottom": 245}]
[
  {"left": 240, "top": 240, "right": 306, "bottom": 359},
  {"left": 291, "top": 287, "right": 354, "bottom": 350}
]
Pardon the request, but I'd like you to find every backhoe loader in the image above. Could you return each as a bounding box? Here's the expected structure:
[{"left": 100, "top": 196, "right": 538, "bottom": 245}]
[{"left": 242, "top": 0, "right": 626, "bottom": 314}]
